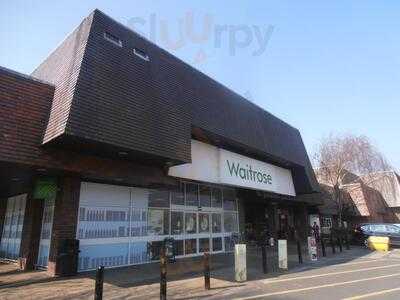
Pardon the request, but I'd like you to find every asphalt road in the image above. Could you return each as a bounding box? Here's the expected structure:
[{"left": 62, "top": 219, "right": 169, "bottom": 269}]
[{"left": 220, "top": 256, "right": 400, "bottom": 300}]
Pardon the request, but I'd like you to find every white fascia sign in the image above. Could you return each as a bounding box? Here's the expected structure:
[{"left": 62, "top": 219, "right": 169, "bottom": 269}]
[{"left": 168, "top": 140, "right": 296, "bottom": 196}]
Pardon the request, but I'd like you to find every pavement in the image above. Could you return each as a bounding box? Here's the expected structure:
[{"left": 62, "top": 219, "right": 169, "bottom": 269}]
[{"left": 1, "top": 247, "right": 400, "bottom": 299}]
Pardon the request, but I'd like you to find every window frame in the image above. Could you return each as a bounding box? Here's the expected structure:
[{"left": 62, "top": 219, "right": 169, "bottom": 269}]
[
  {"left": 103, "top": 32, "right": 123, "bottom": 47},
  {"left": 133, "top": 48, "right": 150, "bottom": 61}
]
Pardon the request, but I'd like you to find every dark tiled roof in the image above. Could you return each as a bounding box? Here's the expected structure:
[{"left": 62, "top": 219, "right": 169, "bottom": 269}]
[{"left": 31, "top": 9, "right": 319, "bottom": 194}]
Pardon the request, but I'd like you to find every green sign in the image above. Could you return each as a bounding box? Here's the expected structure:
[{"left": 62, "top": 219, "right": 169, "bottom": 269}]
[{"left": 33, "top": 178, "right": 58, "bottom": 199}]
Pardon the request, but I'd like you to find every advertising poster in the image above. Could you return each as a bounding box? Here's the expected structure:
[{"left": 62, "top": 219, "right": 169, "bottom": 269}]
[{"left": 308, "top": 236, "right": 318, "bottom": 261}]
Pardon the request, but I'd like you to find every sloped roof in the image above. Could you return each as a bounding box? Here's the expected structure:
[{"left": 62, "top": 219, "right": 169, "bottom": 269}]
[
  {"left": 31, "top": 9, "right": 319, "bottom": 195},
  {"left": 359, "top": 171, "right": 400, "bottom": 207}
]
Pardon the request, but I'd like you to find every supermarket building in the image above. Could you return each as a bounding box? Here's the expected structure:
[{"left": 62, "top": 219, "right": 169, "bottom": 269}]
[{"left": 0, "top": 10, "right": 320, "bottom": 276}]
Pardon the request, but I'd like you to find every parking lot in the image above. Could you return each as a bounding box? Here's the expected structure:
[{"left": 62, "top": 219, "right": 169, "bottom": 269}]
[
  {"left": 230, "top": 253, "right": 400, "bottom": 300},
  {"left": 1, "top": 247, "right": 400, "bottom": 299}
]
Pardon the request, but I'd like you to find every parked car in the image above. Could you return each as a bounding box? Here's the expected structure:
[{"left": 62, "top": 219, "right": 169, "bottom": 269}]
[{"left": 353, "top": 223, "right": 400, "bottom": 247}]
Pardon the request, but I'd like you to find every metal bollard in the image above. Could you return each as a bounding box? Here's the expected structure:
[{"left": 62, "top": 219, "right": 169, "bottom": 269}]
[
  {"left": 321, "top": 237, "right": 326, "bottom": 257},
  {"left": 296, "top": 240, "right": 303, "bottom": 264},
  {"left": 330, "top": 234, "right": 336, "bottom": 254},
  {"left": 94, "top": 266, "right": 104, "bottom": 300},
  {"left": 160, "top": 250, "right": 167, "bottom": 300},
  {"left": 345, "top": 232, "right": 350, "bottom": 250},
  {"left": 261, "top": 244, "right": 268, "bottom": 273},
  {"left": 338, "top": 237, "right": 343, "bottom": 252},
  {"left": 204, "top": 252, "right": 211, "bottom": 290}
]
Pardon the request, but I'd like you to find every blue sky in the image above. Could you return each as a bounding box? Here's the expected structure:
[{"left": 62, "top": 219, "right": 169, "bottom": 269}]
[{"left": 1, "top": 1, "right": 399, "bottom": 171}]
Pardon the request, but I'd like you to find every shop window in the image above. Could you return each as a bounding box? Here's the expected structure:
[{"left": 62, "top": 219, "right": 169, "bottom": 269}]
[
  {"left": 78, "top": 207, "right": 130, "bottom": 239},
  {"left": 321, "top": 217, "right": 332, "bottom": 228},
  {"left": 149, "top": 241, "right": 163, "bottom": 260},
  {"left": 199, "top": 186, "right": 211, "bottom": 207},
  {"left": 211, "top": 213, "right": 222, "bottom": 233},
  {"left": 130, "top": 241, "right": 149, "bottom": 264},
  {"left": 37, "top": 197, "right": 55, "bottom": 267},
  {"left": 0, "top": 195, "right": 26, "bottom": 260},
  {"left": 185, "top": 212, "right": 197, "bottom": 234},
  {"left": 171, "top": 211, "right": 184, "bottom": 235},
  {"left": 141, "top": 211, "right": 148, "bottom": 235},
  {"left": 223, "top": 189, "right": 237, "bottom": 211},
  {"left": 171, "top": 185, "right": 184, "bottom": 206},
  {"left": 224, "top": 212, "right": 238, "bottom": 233},
  {"left": 224, "top": 236, "right": 234, "bottom": 252},
  {"left": 212, "top": 237, "right": 223, "bottom": 252},
  {"left": 79, "top": 243, "right": 130, "bottom": 271},
  {"left": 199, "top": 213, "right": 210, "bottom": 233},
  {"left": 129, "top": 208, "right": 147, "bottom": 237},
  {"left": 211, "top": 188, "right": 222, "bottom": 208},
  {"left": 185, "top": 183, "right": 199, "bottom": 207},
  {"left": 173, "top": 240, "right": 184, "bottom": 256},
  {"left": 199, "top": 238, "right": 210, "bottom": 253},
  {"left": 148, "top": 190, "right": 170, "bottom": 208},
  {"left": 148, "top": 209, "right": 169, "bottom": 236},
  {"left": 185, "top": 239, "right": 197, "bottom": 255}
]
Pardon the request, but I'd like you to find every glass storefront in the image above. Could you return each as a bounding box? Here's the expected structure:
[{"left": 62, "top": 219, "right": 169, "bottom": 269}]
[
  {"left": 0, "top": 195, "right": 27, "bottom": 260},
  {"left": 76, "top": 182, "right": 239, "bottom": 271},
  {"left": 37, "top": 196, "right": 55, "bottom": 267}
]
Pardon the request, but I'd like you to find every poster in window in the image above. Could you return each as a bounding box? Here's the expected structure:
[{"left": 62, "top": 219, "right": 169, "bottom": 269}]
[
  {"left": 185, "top": 213, "right": 196, "bottom": 234},
  {"left": 199, "top": 214, "right": 209, "bottom": 233},
  {"left": 148, "top": 209, "right": 164, "bottom": 235}
]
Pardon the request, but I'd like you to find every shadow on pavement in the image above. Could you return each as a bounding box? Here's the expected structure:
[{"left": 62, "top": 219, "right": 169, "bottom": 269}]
[{"left": 0, "top": 246, "right": 373, "bottom": 293}]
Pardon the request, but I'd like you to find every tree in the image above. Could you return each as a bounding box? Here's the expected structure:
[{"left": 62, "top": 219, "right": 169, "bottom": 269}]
[{"left": 313, "top": 133, "right": 390, "bottom": 227}]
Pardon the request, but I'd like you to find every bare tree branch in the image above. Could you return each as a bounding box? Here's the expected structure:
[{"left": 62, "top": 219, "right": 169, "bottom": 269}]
[{"left": 314, "top": 133, "right": 390, "bottom": 226}]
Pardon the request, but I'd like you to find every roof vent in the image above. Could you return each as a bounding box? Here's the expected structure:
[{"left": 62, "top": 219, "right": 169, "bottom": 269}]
[
  {"left": 103, "top": 32, "right": 122, "bottom": 47},
  {"left": 133, "top": 48, "right": 150, "bottom": 61}
]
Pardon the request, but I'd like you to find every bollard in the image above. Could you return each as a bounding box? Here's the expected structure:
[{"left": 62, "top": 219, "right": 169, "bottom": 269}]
[
  {"left": 345, "top": 232, "right": 350, "bottom": 250},
  {"left": 278, "top": 240, "right": 288, "bottom": 269},
  {"left": 204, "top": 252, "right": 211, "bottom": 290},
  {"left": 234, "top": 244, "right": 247, "bottom": 282},
  {"left": 94, "top": 266, "right": 104, "bottom": 300},
  {"left": 261, "top": 244, "right": 268, "bottom": 273},
  {"left": 160, "top": 249, "right": 167, "bottom": 300},
  {"left": 338, "top": 236, "right": 343, "bottom": 252},
  {"left": 321, "top": 237, "right": 326, "bottom": 257},
  {"left": 296, "top": 240, "right": 303, "bottom": 264},
  {"left": 330, "top": 234, "right": 336, "bottom": 254}
]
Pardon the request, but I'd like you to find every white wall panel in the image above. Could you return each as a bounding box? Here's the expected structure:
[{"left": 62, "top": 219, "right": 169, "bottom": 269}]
[
  {"left": 80, "top": 182, "right": 131, "bottom": 207},
  {"left": 169, "top": 140, "right": 296, "bottom": 196}
]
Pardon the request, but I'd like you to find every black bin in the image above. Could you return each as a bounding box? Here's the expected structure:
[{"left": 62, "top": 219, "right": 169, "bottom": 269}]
[{"left": 56, "top": 238, "right": 80, "bottom": 276}]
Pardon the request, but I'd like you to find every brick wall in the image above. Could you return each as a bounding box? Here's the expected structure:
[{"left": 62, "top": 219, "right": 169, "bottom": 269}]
[
  {"left": 0, "top": 67, "right": 178, "bottom": 197},
  {"left": 47, "top": 177, "right": 81, "bottom": 276},
  {"left": 20, "top": 193, "right": 44, "bottom": 270},
  {"left": 0, "top": 67, "right": 55, "bottom": 167}
]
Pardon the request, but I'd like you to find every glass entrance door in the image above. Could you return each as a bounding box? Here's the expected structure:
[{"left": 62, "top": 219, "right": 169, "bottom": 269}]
[
  {"left": 175, "top": 211, "right": 224, "bottom": 256},
  {"left": 37, "top": 197, "right": 55, "bottom": 268}
]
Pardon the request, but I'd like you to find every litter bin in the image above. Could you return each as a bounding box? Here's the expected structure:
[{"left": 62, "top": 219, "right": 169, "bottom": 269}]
[
  {"left": 56, "top": 239, "right": 80, "bottom": 276},
  {"left": 368, "top": 236, "right": 389, "bottom": 252}
]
